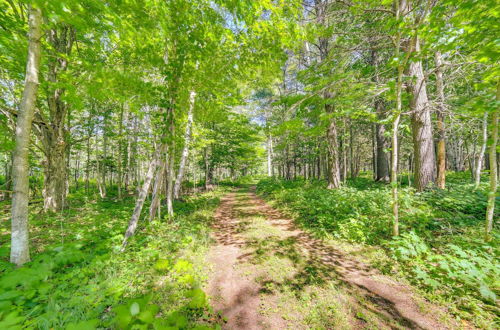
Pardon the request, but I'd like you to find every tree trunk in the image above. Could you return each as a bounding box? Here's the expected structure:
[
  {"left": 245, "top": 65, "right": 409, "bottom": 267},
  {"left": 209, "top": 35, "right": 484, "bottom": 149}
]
[
  {"left": 474, "top": 112, "right": 488, "bottom": 189},
  {"left": 408, "top": 37, "right": 436, "bottom": 191},
  {"left": 42, "top": 142, "right": 67, "bottom": 211},
  {"left": 166, "top": 151, "right": 174, "bottom": 217},
  {"left": 102, "top": 114, "right": 108, "bottom": 192},
  {"left": 39, "top": 26, "right": 75, "bottom": 211},
  {"left": 166, "top": 106, "right": 175, "bottom": 218},
  {"left": 326, "top": 101, "right": 341, "bottom": 189},
  {"left": 375, "top": 100, "right": 391, "bottom": 182},
  {"left": 369, "top": 48, "right": 390, "bottom": 182},
  {"left": 85, "top": 116, "right": 91, "bottom": 194},
  {"left": 10, "top": 5, "right": 42, "bottom": 266},
  {"left": 434, "top": 51, "right": 446, "bottom": 189},
  {"left": 121, "top": 146, "right": 164, "bottom": 250},
  {"left": 485, "top": 82, "right": 499, "bottom": 239},
  {"left": 174, "top": 90, "right": 195, "bottom": 199},
  {"left": 97, "top": 128, "right": 107, "bottom": 198},
  {"left": 267, "top": 135, "right": 273, "bottom": 177},
  {"left": 117, "top": 103, "right": 126, "bottom": 199},
  {"left": 391, "top": 0, "right": 406, "bottom": 236},
  {"left": 149, "top": 151, "right": 167, "bottom": 222}
]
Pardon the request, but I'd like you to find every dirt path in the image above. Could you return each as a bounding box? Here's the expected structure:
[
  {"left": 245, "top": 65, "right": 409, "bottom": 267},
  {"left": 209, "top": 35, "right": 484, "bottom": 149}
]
[{"left": 207, "top": 189, "right": 461, "bottom": 330}]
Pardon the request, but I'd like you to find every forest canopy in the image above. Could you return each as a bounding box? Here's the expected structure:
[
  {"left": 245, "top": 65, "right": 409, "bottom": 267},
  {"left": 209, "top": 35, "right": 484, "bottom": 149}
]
[{"left": 0, "top": 0, "right": 498, "bottom": 329}]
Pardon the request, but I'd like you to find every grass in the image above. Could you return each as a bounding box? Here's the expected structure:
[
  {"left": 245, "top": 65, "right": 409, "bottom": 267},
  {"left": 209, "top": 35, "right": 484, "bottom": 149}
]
[
  {"left": 0, "top": 185, "right": 228, "bottom": 329},
  {"left": 255, "top": 172, "right": 499, "bottom": 328}
]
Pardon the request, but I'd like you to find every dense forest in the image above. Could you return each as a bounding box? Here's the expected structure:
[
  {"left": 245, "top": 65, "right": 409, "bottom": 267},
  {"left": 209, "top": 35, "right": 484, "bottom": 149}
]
[{"left": 0, "top": 0, "right": 498, "bottom": 329}]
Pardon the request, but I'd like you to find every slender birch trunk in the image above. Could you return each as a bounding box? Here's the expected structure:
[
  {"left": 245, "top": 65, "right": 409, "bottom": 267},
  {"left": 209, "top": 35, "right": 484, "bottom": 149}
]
[
  {"left": 166, "top": 105, "right": 175, "bottom": 218},
  {"left": 117, "top": 103, "right": 125, "bottom": 199},
  {"left": 102, "top": 115, "right": 108, "bottom": 194},
  {"left": 391, "top": 0, "right": 408, "bottom": 237},
  {"left": 149, "top": 152, "right": 167, "bottom": 222},
  {"left": 10, "top": 5, "right": 42, "bottom": 266},
  {"left": 85, "top": 114, "right": 91, "bottom": 194},
  {"left": 174, "top": 90, "right": 195, "bottom": 199},
  {"left": 121, "top": 145, "right": 165, "bottom": 250},
  {"left": 485, "top": 82, "right": 499, "bottom": 240},
  {"left": 391, "top": 92, "right": 402, "bottom": 237},
  {"left": 267, "top": 135, "right": 273, "bottom": 177},
  {"left": 474, "top": 112, "right": 488, "bottom": 189},
  {"left": 166, "top": 149, "right": 174, "bottom": 217}
]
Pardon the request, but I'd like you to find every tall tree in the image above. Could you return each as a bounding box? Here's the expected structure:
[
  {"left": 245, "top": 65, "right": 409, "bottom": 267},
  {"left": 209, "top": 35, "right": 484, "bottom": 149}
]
[
  {"left": 10, "top": 4, "right": 42, "bottom": 266},
  {"left": 408, "top": 34, "right": 436, "bottom": 191},
  {"left": 434, "top": 51, "right": 446, "bottom": 189},
  {"left": 485, "top": 82, "right": 498, "bottom": 239}
]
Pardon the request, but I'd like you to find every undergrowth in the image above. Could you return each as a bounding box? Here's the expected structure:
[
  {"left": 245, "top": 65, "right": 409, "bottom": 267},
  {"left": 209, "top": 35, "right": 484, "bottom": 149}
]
[
  {"left": 256, "top": 173, "right": 499, "bottom": 328},
  {"left": 0, "top": 186, "right": 227, "bottom": 329}
]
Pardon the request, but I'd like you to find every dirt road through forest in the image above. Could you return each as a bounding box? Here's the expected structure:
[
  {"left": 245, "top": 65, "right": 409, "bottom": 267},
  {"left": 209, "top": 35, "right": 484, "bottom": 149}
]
[{"left": 206, "top": 188, "right": 461, "bottom": 330}]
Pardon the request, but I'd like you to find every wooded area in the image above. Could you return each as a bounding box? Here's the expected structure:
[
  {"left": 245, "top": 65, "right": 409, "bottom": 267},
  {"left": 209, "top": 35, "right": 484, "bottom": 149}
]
[{"left": 0, "top": 0, "right": 498, "bottom": 329}]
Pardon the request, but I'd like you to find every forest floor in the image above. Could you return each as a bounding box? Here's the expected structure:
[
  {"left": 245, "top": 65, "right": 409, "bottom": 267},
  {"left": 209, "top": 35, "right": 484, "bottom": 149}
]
[{"left": 206, "top": 187, "right": 463, "bottom": 330}]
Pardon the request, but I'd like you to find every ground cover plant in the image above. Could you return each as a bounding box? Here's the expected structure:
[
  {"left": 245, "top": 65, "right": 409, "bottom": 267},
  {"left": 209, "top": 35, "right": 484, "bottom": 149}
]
[
  {"left": 1, "top": 0, "right": 498, "bottom": 329},
  {"left": 256, "top": 173, "right": 499, "bottom": 328},
  {"left": 0, "top": 186, "right": 227, "bottom": 329}
]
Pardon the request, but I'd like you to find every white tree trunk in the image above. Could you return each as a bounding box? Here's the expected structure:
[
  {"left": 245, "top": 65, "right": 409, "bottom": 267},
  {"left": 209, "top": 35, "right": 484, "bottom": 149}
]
[
  {"left": 166, "top": 149, "right": 174, "bottom": 218},
  {"left": 474, "top": 112, "right": 488, "bottom": 189},
  {"left": 174, "top": 90, "right": 195, "bottom": 199},
  {"left": 121, "top": 145, "right": 164, "bottom": 250},
  {"left": 485, "top": 82, "right": 499, "bottom": 239},
  {"left": 267, "top": 135, "right": 273, "bottom": 177},
  {"left": 10, "top": 5, "right": 42, "bottom": 266}
]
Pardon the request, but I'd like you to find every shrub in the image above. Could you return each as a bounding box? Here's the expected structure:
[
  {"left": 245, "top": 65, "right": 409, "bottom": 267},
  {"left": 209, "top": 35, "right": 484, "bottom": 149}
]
[{"left": 256, "top": 176, "right": 498, "bottom": 325}]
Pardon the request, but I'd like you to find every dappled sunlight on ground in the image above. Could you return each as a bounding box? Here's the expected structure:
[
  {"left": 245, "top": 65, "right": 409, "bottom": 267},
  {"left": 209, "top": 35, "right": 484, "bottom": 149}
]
[{"left": 206, "top": 188, "right": 462, "bottom": 330}]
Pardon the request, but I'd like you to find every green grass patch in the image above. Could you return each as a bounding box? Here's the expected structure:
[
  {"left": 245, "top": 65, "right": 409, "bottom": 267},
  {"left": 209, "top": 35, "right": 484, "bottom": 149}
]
[{"left": 0, "top": 187, "right": 228, "bottom": 329}]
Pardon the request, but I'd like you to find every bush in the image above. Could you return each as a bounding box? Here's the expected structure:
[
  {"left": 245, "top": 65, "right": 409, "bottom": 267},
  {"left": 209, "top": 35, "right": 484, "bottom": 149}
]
[
  {"left": 0, "top": 189, "right": 225, "bottom": 329},
  {"left": 256, "top": 176, "right": 498, "bottom": 325}
]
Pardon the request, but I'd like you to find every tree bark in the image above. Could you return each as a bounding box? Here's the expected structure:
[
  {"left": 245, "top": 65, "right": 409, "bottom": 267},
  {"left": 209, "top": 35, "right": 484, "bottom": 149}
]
[
  {"left": 474, "top": 112, "right": 488, "bottom": 189},
  {"left": 40, "top": 26, "right": 75, "bottom": 211},
  {"left": 485, "top": 82, "right": 499, "bottom": 239},
  {"left": 434, "top": 51, "right": 446, "bottom": 189},
  {"left": 326, "top": 101, "right": 341, "bottom": 189},
  {"left": 370, "top": 48, "right": 390, "bottom": 182},
  {"left": 42, "top": 141, "right": 66, "bottom": 211},
  {"left": 85, "top": 114, "right": 91, "bottom": 194},
  {"left": 267, "top": 135, "right": 273, "bottom": 177},
  {"left": 375, "top": 100, "right": 391, "bottom": 182},
  {"left": 174, "top": 90, "right": 195, "bottom": 199},
  {"left": 10, "top": 5, "right": 42, "bottom": 266},
  {"left": 166, "top": 106, "right": 175, "bottom": 218},
  {"left": 391, "top": 0, "right": 408, "bottom": 237},
  {"left": 408, "top": 37, "right": 436, "bottom": 191},
  {"left": 121, "top": 145, "right": 164, "bottom": 250},
  {"left": 149, "top": 151, "right": 167, "bottom": 222},
  {"left": 117, "top": 103, "right": 126, "bottom": 199}
]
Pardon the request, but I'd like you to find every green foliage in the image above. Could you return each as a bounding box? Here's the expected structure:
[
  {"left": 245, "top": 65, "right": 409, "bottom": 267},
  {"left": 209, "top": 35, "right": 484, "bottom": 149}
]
[
  {"left": 0, "top": 188, "right": 226, "bottom": 329},
  {"left": 256, "top": 174, "right": 499, "bottom": 325},
  {"left": 256, "top": 177, "right": 392, "bottom": 243},
  {"left": 389, "top": 232, "right": 498, "bottom": 305}
]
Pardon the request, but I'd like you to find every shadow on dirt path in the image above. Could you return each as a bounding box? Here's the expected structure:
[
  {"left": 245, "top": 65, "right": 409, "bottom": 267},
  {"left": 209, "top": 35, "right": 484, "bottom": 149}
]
[{"left": 206, "top": 188, "right": 462, "bottom": 330}]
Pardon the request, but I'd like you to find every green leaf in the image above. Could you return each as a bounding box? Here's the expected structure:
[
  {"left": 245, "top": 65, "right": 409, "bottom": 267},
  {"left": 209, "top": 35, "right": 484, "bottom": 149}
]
[
  {"left": 479, "top": 285, "right": 497, "bottom": 302},
  {"left": 130, "top": 302, "right": 140, "bottom": 316},
  {"left": 66, "top": 319, "right": 99, "bottom": 330}
]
